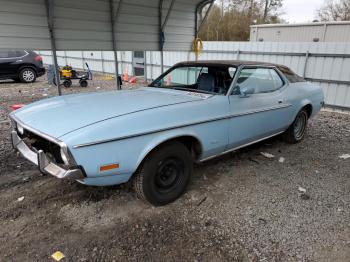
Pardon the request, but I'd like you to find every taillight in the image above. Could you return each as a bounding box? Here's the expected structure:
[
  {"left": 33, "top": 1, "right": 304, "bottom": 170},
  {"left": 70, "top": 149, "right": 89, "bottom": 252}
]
[{"left": 35, "top": 55, "right": 43, "bottom": 62}]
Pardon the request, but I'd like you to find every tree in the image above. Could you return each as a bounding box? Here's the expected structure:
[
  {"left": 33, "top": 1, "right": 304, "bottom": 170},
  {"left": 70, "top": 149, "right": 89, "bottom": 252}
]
[
  {"left": 198, "top": 0, "right": 284, "bottom": 41},
  {"left": 317, "top": 0, "right": 350, "bottom": 21},
  {"left": 262, "top": 0, "right": 283, "bottom": 23}
]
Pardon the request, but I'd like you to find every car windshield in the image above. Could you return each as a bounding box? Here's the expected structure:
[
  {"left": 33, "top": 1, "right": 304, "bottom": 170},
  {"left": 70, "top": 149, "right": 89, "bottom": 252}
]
[{"left": 149, "top": 65, "right": 237, "bottom": 95}]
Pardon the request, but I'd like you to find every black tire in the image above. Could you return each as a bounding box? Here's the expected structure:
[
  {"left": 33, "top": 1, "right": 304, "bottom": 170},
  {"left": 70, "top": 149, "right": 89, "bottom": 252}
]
[
  {"left": 132, "top": 141, "right": 193, "bottom": 206},
  {"left": 19, "top": 68, "right": 36, "bottom": 83},
  {"left": 63, "top": 79, "right": 72, "bottom": 88},
  {"left": 80, "top": 80, "right": 88, "bottom": 87},
  {"left": 283, "top": 109, "right": 308, "bottom": 144}
]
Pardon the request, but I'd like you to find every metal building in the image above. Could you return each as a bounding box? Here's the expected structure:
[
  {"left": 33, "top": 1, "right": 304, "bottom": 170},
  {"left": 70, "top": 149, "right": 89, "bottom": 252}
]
[
  {"left": 0, "top": 0, "right": 214, "bottom": 94},
  {"left": 250, "top": 21, "right": 350, "bottom": 42}
]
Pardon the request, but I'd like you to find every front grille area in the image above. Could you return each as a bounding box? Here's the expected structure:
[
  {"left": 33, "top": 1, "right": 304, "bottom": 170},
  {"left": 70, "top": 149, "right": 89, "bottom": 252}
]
[{"left": 18, "top": 128, "right": 65, "bottom": 165}]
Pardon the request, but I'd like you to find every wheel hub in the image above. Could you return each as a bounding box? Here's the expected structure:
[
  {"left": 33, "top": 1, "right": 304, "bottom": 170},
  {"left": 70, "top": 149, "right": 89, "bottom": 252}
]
[
  {"left": 294, "top": 113, "right": 307, "bottom": 139},
  {"left": 155, "top": 158, "right": 183, "bottom": 190},
  {"left": 23, "top": 70, "right": 34, "bottom": 82}
]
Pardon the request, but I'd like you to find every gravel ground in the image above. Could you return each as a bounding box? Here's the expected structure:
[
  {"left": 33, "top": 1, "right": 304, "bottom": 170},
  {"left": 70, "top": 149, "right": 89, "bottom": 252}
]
[{"left": 0, "top": 78, "right": 349, "bottom": 261}]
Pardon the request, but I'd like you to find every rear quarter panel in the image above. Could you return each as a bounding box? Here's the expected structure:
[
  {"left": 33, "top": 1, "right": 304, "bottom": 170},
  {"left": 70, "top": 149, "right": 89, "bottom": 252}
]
[{"left": 283, "top": 81, "right": 324, "bottom": 123}]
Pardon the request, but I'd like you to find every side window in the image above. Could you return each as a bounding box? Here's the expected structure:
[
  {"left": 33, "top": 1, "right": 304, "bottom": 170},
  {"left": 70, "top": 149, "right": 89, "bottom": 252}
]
[
  {"left": 269, "top": 69, "right": 284, "bottom": 90},
  {"left": 0, "top": 51, "right": 18, "bottom": 58},
  {"left": 7, "top": 51, "right": 17, "bottom": 58},
  {"left": 0, "top": 51, "right": 9, "bottom": 58},
  {"left": 16, "top": 51, "right": 27, "bottom": 57},
  {"left": 278, "top": 66, "right": 305, "bottom": 83},
  {"left": 236, "top": 68, "right": 284, "bottom": 94}
]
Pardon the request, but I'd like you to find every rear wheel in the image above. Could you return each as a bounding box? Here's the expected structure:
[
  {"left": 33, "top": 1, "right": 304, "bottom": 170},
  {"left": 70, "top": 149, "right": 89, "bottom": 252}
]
[
  {"left": 19, "top": 68, "right": 36, "bottom": 83},
  {"left": 283, "top": 109, "right": 308, "bottom": 143},
  {"left": 132, "top": 142, "right": 193, "bottom": 206},
  {"left": 79, "top": 80, "right": 88, "bottom": 87}
]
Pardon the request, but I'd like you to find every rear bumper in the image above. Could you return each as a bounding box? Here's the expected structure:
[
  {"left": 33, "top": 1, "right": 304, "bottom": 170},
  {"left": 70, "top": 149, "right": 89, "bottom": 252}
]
[
  {"left": 11, "top": 131, "right": 85, "bottom": 180},
  {"left": 37, "top": 67, "right": 46, "bottom": 77}
]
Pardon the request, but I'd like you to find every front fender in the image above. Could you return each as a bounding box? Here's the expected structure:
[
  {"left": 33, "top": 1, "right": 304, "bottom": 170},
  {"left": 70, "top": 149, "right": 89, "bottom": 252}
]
[
  {"left": 67, "top": 129, "right": 204, "bottom": 180},
  {"left": 134, "top": 129, "right": 203, "bottom": 171}
]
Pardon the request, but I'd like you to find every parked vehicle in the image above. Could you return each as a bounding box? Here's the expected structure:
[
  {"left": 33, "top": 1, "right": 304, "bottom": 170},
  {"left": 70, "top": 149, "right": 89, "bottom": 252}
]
[
  {"left": 0, "top": 50, "right": 45, "bottom": 83},
  {"left": 56, "top": 63, "right": 92, "bottom": 88},
  {"left": 10, "top": 60, "right": 324, "bottom": 205}
]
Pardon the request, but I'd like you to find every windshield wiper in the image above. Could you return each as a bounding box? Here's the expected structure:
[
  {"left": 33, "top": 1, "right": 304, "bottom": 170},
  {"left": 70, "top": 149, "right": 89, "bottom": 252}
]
[
  {"left": 150, "top": 85, "right": 216, "bottom": 95},
  {"left": 170, "top": 87, "right": 215, "bottom": 95}
]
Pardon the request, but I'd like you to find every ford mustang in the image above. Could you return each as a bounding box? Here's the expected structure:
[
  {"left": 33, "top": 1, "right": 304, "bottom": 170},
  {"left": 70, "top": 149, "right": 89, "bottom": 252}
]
[{"left": 10, "top": 60, "right": 324, "bottom": 205}]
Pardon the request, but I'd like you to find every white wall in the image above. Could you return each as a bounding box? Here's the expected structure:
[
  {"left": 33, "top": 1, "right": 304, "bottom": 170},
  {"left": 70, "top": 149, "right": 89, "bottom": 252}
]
[{"left": 250, "top": 22, "right": 350, "bottom": 42}]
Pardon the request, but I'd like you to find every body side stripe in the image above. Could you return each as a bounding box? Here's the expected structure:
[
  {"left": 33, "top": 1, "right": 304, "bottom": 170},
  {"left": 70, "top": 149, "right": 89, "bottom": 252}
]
[{"left": 73, "top": 103, "right": 292, "bottom": 148}]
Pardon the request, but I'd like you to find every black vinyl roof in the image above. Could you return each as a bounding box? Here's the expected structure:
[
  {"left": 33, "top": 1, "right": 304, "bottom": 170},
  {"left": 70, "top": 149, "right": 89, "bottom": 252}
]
[
  {"left": 172, "top": 60, "right": 305, "bottom": 83},
  {"left": 175, "top": 60, "right": 288, "bottom": 69}
]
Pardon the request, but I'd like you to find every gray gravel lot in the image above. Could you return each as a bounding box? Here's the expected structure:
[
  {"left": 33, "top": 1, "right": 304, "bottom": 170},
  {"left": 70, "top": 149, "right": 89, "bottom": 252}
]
[{"left": 0, "top": 78, "right": 349, "bottom": 261}]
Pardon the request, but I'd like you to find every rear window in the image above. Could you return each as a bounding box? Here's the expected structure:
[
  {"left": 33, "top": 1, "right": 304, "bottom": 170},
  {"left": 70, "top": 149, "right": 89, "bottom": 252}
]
[{"left": 278, "top": 66, "right": 305, "bottom": 83}]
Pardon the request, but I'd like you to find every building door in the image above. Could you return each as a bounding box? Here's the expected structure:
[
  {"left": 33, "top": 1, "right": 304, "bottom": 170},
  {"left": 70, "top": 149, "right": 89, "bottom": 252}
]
[{"left": 133, "top": 51, "right": 145, "bottom": 77}]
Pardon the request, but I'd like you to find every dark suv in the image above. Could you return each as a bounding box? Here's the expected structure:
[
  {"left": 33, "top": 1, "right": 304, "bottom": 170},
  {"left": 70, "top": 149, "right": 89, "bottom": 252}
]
[{"left": 0, "top": 50, "right": 45, "bottom": 83}]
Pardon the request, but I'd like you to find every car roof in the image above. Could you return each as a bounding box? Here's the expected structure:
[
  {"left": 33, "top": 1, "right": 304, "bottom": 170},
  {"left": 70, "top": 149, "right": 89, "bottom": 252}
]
[{"left": 175, "top": 60, "right": 288, "bottom": 69}]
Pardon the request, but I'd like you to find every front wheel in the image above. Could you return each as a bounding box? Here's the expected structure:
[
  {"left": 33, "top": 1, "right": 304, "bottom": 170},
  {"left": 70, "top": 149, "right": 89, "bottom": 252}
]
[
  {"left": 132, "top": 142, "right": 193, "bottom": 206},
  {"left": 283, "top": 109, "right": 308, "bottom": 143},
  {"left": 63, "top": 79, "right": 72, "bottom": 88}
]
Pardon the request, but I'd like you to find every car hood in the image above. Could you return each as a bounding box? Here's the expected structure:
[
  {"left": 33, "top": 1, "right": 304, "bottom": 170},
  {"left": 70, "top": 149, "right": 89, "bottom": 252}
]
[{"left": 12, "top": 87, "right": 207, "bottom": 138}]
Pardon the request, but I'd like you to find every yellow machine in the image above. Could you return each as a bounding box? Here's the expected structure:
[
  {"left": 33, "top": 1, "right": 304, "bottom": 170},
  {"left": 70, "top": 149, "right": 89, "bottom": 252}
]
[
  {"left": 61, "top": 68, "right": 73, "bottom": 78},
  {"left": 57, "top": 63, "right": 92, "bottom": 88}
]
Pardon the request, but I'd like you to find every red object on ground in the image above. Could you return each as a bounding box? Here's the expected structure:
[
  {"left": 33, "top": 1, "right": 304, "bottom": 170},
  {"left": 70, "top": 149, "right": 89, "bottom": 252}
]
[
  {"left": 11, "top": 104, "right": 26, "bottom": 111},
  {"left": 129, "top": 76, "right": 137, "bottom": 84}
]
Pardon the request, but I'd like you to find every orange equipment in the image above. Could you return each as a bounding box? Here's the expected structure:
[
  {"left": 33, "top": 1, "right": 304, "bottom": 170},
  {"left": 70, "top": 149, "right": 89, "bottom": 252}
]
[{"left": 123, "top": 67, "right": 129, "bottom": 82}]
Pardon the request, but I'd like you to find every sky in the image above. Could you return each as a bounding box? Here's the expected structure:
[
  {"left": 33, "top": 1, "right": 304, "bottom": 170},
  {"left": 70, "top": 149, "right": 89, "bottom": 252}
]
[{"left": 281, "top": 0, "right": 325, "bottom": 23}]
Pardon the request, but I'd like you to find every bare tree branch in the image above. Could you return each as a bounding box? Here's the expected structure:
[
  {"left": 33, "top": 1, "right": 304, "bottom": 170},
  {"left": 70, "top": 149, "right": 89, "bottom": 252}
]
[{"left": 317, "top": 0, "right": 350, "bottom": 21}]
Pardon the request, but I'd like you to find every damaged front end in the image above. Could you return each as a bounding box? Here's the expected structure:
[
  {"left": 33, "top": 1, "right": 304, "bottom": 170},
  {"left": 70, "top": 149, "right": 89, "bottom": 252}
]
[{"left": 10, "top": 115, "right": 85, "bottom": 180}]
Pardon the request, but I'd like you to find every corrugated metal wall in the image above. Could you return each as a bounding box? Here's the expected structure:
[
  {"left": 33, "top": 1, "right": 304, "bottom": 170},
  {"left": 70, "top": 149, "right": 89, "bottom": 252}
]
[
  {"left": 0, "top": 0, "right": 51, "bottom": 50},
  {"left": 0, "top": 0, "right": 206, "bottom": 51},
  {"left": 250, "top": 22, "right": 350, "bottom": 42},
  {"left": 38, "top": 41, "right": 350, "bottom": 109}
]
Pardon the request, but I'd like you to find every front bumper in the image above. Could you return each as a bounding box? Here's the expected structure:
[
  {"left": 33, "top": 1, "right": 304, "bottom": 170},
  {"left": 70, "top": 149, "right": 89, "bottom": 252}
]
[{"left": 11, "top": 131, "right": 85, "bottom": 180}]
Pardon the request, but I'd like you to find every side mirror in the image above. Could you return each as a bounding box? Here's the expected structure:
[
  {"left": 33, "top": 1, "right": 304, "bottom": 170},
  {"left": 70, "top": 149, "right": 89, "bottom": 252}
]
[
  {"left": 239, "top": 87, "right": 255, "bottom": 98},
  {"left": 153, "top": 79, "right": 163, "bottom": 87}
]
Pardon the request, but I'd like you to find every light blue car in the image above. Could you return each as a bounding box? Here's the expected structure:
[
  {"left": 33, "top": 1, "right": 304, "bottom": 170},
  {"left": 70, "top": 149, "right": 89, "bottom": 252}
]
[{"left": 10, "top": 60, "right": 324, "bottom": 205}]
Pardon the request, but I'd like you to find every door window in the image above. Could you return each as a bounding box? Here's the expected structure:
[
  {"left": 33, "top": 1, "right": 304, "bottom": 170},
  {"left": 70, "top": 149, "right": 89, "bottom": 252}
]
[{"left": 236, "top": 68, "right": 284, "bottom": 94}]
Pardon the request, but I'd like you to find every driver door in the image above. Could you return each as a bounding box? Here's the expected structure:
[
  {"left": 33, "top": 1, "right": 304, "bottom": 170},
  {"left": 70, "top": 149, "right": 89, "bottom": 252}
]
[{"left": 227, "top": 66, "right": 291, "bottom": 149}]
